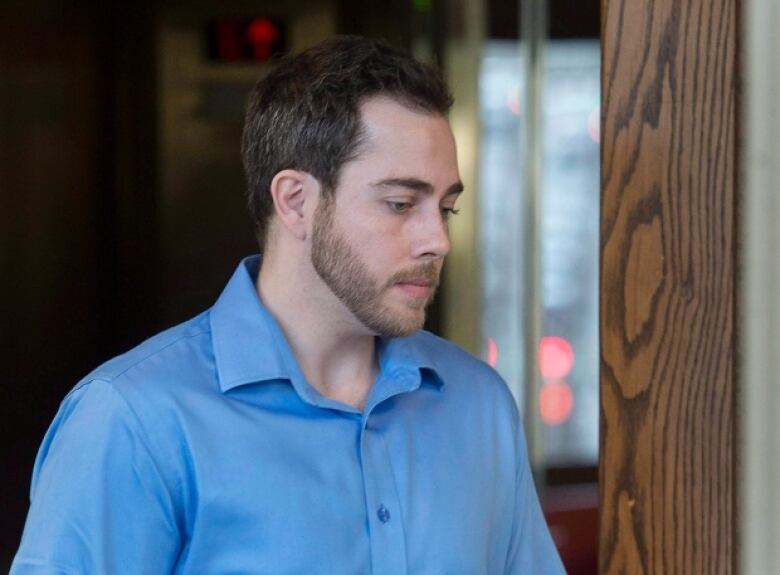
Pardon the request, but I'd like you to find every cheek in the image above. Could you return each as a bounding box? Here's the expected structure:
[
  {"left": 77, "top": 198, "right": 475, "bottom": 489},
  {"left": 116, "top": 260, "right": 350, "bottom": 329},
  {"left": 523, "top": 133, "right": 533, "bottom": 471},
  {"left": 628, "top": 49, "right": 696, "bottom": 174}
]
[
  {"left": 350, "top": 215, "right": 402, "bottom": 250},
  {"left": 334, "top": 204, "right": 410, "bottom": 264}
]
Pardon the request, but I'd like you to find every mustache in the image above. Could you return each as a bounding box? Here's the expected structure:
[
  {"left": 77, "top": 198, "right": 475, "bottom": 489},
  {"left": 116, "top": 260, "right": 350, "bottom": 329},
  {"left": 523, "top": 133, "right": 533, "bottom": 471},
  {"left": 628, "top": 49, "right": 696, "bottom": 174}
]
[{"left": 386, "top": 263, "right": 441, "bottom": 288}]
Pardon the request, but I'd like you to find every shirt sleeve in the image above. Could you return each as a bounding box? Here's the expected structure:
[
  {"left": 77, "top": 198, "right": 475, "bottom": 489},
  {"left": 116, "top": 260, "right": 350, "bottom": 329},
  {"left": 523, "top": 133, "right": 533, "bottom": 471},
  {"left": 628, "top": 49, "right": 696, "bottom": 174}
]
[
  {"left": 11, "top": 379, "right": 182, "bottom": 574},
  {"left": 504, "top": 422, "right": 567, "bottom": 574}
]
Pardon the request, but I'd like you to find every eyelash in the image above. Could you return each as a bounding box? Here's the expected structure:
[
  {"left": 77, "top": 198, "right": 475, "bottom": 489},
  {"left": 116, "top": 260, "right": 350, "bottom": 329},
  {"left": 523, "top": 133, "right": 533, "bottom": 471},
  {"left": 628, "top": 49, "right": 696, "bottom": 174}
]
[{"left": 441, "top": 207, "right": 460, "bottom": 221}]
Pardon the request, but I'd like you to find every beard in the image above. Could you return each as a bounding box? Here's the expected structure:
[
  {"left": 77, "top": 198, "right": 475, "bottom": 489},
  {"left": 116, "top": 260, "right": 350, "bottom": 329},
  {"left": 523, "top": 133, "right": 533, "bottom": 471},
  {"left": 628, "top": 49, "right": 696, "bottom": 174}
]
[{"left": 310, "top": 196, "right": 440, "bottom": 337}]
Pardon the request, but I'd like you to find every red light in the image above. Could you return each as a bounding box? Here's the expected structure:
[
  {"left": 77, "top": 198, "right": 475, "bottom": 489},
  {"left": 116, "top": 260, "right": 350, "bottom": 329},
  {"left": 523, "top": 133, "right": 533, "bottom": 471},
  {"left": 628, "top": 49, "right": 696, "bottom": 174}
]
[
  {"left": 246, "top": 18, "right": 280, "bottom": 62},
  {"left": 209, "top": 18, "right": 285, "bottom": 63},
  {"left": 486, "top": 337, "right": 498, "bottom": 367},
  {"left": 539, "top": 336, "right": 575, "bottom": 379},
  {"left": 539, "top": 380, "right": 574, "bottom": 425}
]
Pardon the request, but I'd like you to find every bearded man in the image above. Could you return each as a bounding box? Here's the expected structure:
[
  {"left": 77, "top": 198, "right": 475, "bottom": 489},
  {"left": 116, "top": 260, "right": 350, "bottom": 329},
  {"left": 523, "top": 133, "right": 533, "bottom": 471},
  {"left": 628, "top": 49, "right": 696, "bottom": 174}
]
[{"left": 12, "top": 36, "right": 564, "bottom": 574}]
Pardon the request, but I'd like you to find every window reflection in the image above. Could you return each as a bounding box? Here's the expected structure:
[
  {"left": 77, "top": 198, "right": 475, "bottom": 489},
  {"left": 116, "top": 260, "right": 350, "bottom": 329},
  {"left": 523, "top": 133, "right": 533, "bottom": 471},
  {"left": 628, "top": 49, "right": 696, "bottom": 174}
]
[{"left": 479, "top": 40, "right": 600, "bottom": 466}]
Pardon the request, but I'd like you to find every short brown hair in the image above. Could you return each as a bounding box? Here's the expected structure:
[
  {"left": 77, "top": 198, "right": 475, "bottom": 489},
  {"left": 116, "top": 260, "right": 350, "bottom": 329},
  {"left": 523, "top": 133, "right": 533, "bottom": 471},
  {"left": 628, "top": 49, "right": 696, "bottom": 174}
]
[{"left": 241, "top": 35, "right": 453, "bottom": 247}]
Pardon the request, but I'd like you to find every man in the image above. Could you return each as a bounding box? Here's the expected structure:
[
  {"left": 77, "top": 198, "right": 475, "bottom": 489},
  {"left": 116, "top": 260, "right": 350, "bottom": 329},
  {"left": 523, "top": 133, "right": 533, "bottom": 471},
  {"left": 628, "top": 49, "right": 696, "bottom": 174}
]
[{"left": 13, "top": 36, "right": 564, "bottom": 574}]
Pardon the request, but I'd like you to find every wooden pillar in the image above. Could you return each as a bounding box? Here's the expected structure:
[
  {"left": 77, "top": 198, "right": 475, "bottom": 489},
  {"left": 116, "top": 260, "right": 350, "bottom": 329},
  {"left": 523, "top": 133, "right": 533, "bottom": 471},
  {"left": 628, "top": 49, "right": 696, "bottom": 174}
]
[{"left": 599, "top": 0, "right": 738, "bottom": 572}]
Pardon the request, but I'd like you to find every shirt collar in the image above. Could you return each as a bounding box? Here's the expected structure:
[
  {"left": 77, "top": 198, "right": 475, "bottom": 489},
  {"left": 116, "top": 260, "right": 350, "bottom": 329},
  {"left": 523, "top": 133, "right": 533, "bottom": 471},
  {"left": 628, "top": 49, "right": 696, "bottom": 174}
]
[
  {"left": 210, "top": 256, "right": 301, "bottom": 393},
  {"left": 376, "top": 335, "right": 445, "bottom": 389},
  {"left": 209, "top": 255, "right": 445, "bottom": 396}
]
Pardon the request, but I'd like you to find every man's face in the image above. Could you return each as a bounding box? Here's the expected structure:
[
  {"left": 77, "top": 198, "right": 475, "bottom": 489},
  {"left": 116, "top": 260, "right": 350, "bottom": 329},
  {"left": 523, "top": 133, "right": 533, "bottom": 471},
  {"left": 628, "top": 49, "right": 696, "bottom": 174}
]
[{"left": 310, "top": 96, "right": 462, "bottom": 337}]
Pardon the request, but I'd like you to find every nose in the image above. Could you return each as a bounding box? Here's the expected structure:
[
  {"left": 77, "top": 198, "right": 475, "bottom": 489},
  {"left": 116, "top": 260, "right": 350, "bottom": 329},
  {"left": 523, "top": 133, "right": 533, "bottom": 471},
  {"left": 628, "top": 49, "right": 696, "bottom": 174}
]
[{"left": 411, "top": 208, "right": 452, "bottom": 260}]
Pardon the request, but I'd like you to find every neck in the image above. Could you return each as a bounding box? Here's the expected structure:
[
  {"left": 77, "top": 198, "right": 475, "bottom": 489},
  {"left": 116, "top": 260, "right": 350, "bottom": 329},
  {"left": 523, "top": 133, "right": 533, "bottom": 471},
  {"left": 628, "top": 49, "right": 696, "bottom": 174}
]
[{"left": 257, "top": 248, "right": 379, "bottom": 411}]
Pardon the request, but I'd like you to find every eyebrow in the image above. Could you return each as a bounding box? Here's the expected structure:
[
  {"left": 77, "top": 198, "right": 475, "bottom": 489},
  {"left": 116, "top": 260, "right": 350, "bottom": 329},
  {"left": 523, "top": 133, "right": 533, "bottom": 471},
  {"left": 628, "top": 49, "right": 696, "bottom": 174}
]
[{"left": 370, "top": 177, "right": 464, "bottom": 197}]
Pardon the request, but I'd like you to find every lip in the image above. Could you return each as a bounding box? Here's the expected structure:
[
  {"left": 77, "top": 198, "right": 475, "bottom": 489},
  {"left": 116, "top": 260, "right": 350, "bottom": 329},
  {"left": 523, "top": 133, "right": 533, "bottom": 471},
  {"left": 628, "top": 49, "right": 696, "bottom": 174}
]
[{"left": 395, "top": 281, "right": 434, "bottom": 298}]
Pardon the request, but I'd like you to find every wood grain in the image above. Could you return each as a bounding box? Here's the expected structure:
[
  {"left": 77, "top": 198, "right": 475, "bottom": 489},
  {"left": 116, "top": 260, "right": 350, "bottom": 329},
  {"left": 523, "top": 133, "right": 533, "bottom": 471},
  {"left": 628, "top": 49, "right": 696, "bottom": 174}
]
[{"left": 599, "top": 0, "right": 738, "bottom": 572}]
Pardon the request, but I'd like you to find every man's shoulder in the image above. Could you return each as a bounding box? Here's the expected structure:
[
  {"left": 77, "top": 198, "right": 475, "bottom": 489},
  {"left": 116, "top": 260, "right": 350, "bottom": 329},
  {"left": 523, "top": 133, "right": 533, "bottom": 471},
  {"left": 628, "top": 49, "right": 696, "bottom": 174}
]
[
  {"left": 408, "top": 330, "right": 522, "bottom": 438},
  {"left": 77, "top": 311, "right": 214, "bottom": 394}
]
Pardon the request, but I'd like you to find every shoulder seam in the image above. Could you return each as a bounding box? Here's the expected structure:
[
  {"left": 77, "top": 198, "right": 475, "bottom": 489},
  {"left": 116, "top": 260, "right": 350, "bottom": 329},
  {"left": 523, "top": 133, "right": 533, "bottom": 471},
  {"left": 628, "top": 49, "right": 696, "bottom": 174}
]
[{"left": 85, "top": 329, "right": 210, "bottom": 385}]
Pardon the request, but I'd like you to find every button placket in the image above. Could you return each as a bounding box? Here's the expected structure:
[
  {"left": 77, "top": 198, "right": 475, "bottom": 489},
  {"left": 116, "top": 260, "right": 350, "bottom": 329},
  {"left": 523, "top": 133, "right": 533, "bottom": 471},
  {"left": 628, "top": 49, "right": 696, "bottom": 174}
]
[{"left": 359, "top": 418, "right": 408, "bottom": 575}]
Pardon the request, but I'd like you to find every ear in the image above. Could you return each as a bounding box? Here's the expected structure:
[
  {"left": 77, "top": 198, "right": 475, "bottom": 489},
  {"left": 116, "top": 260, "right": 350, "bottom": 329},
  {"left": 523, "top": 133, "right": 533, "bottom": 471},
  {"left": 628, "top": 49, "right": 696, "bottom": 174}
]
[{"left": 269, "top": 169, "right": 317, "bottom": 241}]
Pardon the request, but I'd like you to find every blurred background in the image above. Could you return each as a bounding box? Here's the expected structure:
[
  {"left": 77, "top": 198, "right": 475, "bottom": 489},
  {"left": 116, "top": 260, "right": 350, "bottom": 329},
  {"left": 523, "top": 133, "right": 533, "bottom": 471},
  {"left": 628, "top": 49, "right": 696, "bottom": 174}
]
[{"left": 0, "top": 0, "right": 600, "bottom": 571}]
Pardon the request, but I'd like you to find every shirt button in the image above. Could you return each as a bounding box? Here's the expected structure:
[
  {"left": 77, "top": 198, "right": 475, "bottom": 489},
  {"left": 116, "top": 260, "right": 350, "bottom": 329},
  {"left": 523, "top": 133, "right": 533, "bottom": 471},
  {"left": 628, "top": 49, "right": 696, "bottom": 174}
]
[{"left": 377, "top": 504, "right": 391, "bottom": 523}]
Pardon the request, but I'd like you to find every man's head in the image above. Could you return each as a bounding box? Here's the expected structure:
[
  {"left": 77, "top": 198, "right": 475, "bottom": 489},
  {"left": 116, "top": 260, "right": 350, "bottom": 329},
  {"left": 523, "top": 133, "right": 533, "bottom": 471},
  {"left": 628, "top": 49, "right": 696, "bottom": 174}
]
[
  {"left": 243, "top": 37, "right": 461, "bottom": 337},
  {"left": 241, "top": 35, "right": 453, "bottom": 248}
]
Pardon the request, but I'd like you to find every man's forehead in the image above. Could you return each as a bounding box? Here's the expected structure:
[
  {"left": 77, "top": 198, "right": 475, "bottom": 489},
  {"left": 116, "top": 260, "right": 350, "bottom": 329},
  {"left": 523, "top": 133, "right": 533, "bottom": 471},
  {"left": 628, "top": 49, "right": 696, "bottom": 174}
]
[
  {"left": 339, "top": 96, "right": 459, "bottom": 190},
  {"left": 356, "top": 100, "right": 455, "bottom": 153}
]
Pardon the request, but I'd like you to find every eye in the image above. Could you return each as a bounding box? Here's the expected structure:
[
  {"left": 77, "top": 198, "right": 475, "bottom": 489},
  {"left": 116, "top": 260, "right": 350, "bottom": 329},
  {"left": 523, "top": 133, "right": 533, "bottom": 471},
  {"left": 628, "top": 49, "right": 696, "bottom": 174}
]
[
  {"left": 387, "top": 201, "right": 413, "bottom": 214},
  {"left": 441, "top": 207, "right": 461, "bottom": 221}
]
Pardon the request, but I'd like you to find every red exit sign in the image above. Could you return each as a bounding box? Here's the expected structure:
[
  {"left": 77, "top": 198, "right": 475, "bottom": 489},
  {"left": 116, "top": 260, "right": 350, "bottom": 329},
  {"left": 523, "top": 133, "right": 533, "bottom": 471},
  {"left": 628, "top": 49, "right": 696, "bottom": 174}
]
[{"left": 208, "top": 18, "right": 286, "bottom": 63}]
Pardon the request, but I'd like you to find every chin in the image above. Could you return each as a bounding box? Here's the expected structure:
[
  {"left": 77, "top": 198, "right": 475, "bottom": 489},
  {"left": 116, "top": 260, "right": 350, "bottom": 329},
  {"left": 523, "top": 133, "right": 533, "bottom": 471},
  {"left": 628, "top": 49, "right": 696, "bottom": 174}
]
[
  {"left": 380, "top": 312, "right": 426, "bottom": 338},
  {"left": 355, "top": 296, "right": 429, "bottom": 338}
]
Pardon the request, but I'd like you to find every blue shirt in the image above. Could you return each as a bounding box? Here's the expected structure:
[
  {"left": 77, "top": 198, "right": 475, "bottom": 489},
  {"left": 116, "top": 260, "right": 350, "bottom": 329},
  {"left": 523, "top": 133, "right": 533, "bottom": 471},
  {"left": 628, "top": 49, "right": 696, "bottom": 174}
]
[{"left": 13, "top": 256, "right": 564, "bottom": 574}]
